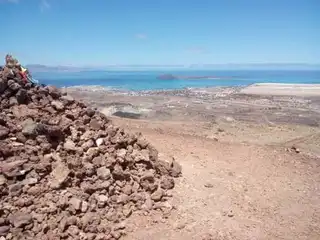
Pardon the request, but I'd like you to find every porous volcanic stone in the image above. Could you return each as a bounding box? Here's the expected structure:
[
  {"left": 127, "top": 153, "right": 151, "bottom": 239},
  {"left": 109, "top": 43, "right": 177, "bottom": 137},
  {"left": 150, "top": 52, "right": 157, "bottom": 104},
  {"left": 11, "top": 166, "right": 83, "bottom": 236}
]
[{"left": 0, "top": 55, "right": 182, "bottom": 240}]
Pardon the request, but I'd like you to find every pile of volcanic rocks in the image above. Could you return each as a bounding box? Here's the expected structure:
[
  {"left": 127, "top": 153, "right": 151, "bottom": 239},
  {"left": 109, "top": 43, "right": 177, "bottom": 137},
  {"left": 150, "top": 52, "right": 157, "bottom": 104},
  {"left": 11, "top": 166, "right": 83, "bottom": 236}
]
[{"left": 0, "top": 58, "right": 182, "bottom": 240}]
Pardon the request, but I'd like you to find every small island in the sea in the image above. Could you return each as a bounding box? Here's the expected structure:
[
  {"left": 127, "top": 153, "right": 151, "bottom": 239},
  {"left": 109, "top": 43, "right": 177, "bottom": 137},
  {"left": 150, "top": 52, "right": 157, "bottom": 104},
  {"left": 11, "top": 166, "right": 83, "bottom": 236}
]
[{"left": 157, "top": 74, "right": 232, "bottom": 80}]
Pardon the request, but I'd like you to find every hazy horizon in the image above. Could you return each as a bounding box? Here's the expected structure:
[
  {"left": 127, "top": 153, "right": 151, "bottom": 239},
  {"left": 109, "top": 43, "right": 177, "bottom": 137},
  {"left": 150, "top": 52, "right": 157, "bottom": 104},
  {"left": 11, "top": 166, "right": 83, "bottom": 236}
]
[{"left": 25, "top": 63, "right": 320, "bottom": 72}]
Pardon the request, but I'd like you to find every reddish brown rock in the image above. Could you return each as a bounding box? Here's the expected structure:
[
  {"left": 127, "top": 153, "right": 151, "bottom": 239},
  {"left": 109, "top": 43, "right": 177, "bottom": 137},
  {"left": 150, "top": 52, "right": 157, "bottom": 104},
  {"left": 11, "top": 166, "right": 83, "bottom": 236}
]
[
  {"left": 0, "top": 226, "right": 10, "bottom": 236},
  {"left": 0, "top": 55, "right": 182, "bottom": 240},
  {"left": 49, "top": 162, "right": 70, "bottom": 189},
  {"left": 0, "top": 126, "right": 9, "bottom": 139},
  {"left": 151, "top": 188, "right": 164, "bottom": 201},
  {"left": 160, "top": 176, "right": 175, "bottom": 190},
  {"left": 170, "top": 159, "right": 182, "bottom": 177},
  {"left": 9, "top": 213, "right": 32, "bottom": 228}
]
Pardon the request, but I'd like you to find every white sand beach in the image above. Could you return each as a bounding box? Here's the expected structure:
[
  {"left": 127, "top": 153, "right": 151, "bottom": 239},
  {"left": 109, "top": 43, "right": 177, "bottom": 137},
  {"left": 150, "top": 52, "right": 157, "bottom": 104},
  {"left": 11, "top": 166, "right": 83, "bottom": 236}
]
[{"left": 240, "top": 83, "right": 320, "bottom": 96}]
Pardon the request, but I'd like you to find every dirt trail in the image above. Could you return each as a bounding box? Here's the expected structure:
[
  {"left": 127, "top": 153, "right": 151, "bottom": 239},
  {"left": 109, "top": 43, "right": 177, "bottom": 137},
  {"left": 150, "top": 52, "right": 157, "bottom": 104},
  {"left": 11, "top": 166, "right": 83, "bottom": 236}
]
[{"left": 113, "top": 118, "right": 320, "bottom": 240}]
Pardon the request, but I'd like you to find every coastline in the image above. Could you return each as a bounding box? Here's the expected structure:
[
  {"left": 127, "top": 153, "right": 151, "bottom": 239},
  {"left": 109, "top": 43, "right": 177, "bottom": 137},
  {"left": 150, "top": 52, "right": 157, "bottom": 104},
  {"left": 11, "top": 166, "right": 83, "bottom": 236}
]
[
  {"left": 64, "top": 82, "right": 320, "bottom": 97},
  {"left": 65, "top": 83, "right": 320, "bottom": 126}
]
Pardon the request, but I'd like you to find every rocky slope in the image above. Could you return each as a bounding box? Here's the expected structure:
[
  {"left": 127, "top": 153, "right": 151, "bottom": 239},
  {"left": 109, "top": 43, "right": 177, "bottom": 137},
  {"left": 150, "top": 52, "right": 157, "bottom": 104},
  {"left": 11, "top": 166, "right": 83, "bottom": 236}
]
[{"left": 0, "top": 62, "right": 181, "bottom": 239}]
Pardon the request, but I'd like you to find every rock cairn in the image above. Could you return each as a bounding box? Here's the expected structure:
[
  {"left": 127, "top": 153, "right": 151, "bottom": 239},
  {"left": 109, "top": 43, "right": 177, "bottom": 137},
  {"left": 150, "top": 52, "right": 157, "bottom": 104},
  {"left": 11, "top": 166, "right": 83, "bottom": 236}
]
[{"left": 0, "top": 58, "right": 182, "bottom": 240}]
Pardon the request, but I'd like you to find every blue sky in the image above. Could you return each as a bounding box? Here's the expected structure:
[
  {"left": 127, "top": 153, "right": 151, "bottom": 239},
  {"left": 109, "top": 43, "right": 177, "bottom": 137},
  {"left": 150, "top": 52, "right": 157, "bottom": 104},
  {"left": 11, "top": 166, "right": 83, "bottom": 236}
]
[{"left": 0, "top": 0, "right": 319, "bottom": 66}]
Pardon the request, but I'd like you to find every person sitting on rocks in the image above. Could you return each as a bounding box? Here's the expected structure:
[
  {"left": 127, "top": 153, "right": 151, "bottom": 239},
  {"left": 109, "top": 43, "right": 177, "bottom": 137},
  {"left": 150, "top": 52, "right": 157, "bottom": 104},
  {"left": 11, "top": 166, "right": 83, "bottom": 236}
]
[
  {"left": 4, "top": 54, "right": 38, "bottom": 85},
  {"left": 16, "top": 63, "right": 29, "bottom": 84},
  {"left": 5, "top": 54, "right": 16, "bottom": 68},
  {"left": 5, "top": 54, "right": 12, "bottom": 63}
]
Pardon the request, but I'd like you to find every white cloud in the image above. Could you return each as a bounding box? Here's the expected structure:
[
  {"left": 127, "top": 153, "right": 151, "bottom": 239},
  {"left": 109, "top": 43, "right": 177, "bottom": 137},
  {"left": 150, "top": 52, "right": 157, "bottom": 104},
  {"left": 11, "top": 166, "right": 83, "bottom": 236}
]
[
  {"left": 135, "top": 34, "right": 147, "bottom": 40},
  {"left": 1, "top": 0, "right": 51, "bottom": 12},
  {"left": 40, "top": 0, "right": 50, "bottom": 12},
  {"left": 1, "top": 0, "right": 19, "bottom": 3}
]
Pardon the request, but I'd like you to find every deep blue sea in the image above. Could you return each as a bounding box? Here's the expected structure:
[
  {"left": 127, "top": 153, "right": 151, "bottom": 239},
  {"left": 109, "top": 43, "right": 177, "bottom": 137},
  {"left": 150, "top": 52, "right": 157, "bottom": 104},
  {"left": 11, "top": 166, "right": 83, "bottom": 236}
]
[{"left": 32, "top": 70, "right": 320, "bottom": 91}]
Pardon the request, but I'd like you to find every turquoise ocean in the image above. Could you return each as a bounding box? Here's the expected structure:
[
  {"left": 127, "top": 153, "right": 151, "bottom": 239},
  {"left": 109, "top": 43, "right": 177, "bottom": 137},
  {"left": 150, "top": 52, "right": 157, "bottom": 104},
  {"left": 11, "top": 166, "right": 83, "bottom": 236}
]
[{"left": 33, "top": 70, "right": 320, "bottom": 91}]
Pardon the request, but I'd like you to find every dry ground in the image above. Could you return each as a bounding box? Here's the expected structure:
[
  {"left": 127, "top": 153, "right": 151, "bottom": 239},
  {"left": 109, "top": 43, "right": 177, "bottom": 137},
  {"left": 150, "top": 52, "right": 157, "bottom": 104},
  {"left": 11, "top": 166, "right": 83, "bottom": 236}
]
[
  {"left": 112, "top": 118, "right": 320, "bottom": 240},
  {"left": 66, "top": 86, "right": 320, "bottom": 239}
]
